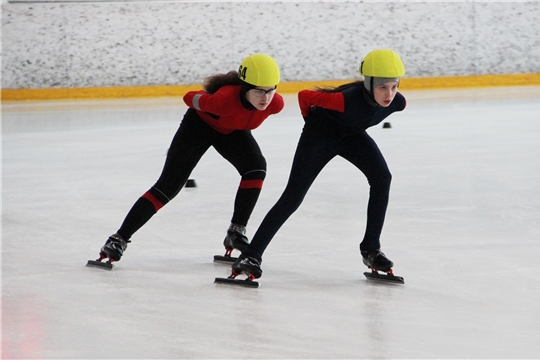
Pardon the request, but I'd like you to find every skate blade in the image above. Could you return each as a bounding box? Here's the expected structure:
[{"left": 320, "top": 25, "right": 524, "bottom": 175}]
[
  {"left": 214, "top": 277, "right": 259, "bottom": 288},
  {"left": 213, "top": 255, "right": 238, "bottom": 264},
  {"left": 364, "top": 271, "right": 404, "bottom": 284},
  {"left": 86, "top": 260, "right": 114, "bottom": 270}
]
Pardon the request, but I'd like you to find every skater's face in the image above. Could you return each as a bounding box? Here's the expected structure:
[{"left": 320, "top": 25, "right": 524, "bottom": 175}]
[
  {"left": 246, "top": 86, "right": 276, "bottom": 110},
  {"left": 373, "top": 81, "right": 399, "bottom": 107}
]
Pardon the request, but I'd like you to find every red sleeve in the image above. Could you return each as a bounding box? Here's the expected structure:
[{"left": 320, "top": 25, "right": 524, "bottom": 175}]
[
  {"left": 298, "top": 90, "right": 345, "bottom": 118},
  {"left": 183, "top": 90, "right": 204, "bottom": 108},
  {"left": 271, "top": 93, "right": 285, "bottom": 114},
  {"left": 183, "top": 88, "right": 235, "bottom": 116}
]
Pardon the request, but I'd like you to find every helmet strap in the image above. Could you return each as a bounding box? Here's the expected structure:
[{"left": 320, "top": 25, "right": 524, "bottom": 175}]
[
  {"left": 362, "top": 86, "right": 378, "bottom": 106},
  {"left": 363, "top": 76, "right": 374, "bottom": 92}
]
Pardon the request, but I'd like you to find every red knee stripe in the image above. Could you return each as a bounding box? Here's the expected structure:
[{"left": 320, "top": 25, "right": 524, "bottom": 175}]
[
  {"left": 141, "top": 191, "right": 164, "bottom": 211},
  {"left": 239, "top": 179, "right": 264, "bottom": 189}
]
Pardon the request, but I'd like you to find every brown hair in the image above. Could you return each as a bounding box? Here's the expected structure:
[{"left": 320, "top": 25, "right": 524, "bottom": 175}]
[
  {"left": 203, "top": 71, "right": 243, "bottom": 94},
  {"left": 316, "top": 80, "right": 364, "bottom": 93}
]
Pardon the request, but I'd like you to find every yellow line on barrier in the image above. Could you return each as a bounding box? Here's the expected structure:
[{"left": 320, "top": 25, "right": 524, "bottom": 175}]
[
  {"left": 399, "top": 73, "right": 540, "bottom": 90},
  {"left": 2, "top": 74, "right": 540, "bottom": 101}
]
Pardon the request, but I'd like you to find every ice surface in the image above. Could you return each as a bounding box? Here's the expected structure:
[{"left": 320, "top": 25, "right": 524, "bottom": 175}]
[{"left": 3, "top": 87, "right": 540, "bottom": 359}]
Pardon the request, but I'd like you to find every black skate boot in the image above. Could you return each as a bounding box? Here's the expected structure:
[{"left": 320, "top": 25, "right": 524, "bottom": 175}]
[
  {"left": 214, "top": 223, "right": 249, "bottom": 263},
  {"left": 87, "top": 233, "right": 130, "bottom": 270},
  {"left": 223, "top": 223, "right": 249, "bottom": 252},
  {"left": 361, "top": 249, "right": 404, "bottom": 284},
  {"left": 232, "top": 255, "right": 263, "bottom": 279},
  {"left": 214, "top": 254, "right": 262, "bottom": 288},
  {"left": 361, "top": 249, "right": 393, "bottom": 272}
]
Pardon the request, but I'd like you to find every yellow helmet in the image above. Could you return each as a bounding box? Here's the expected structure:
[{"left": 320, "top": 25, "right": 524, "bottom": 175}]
[
  {"left": 360, "top": 49, "right": 405, "bottom": 78},
  {"left": 238, "top": 53, "right": 280, "bottom": 87}
]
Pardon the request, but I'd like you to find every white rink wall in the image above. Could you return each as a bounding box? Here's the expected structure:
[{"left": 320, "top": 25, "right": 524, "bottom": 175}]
[{"left": 2, "top": 0, "right": 540, "bottom": 89}]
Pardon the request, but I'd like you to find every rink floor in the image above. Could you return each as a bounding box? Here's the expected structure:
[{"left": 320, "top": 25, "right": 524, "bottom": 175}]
[{"left": 3, "top": 86, "right": 540, "bottom": 359}]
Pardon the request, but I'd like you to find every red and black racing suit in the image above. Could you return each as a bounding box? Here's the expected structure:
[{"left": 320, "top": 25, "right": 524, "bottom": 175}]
[{"left": 116, "top": 85, "right": 284, "bottom": 241}]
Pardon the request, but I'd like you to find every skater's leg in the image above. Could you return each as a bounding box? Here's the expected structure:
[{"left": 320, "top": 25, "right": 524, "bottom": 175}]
[
  {"left": 213, "top": 130, "right": 267, "bottom": 227},
  {"left": 242, "top": 123, "right": 336, "bottom": 261},
  {"left": 212, "top": 130, "right": 267, "bottom": 253},
  {"left": 340, "top": 131, "right": 391, "bottom": 252},
  {"left": 116, "top": 110, "right": 213, "bottom": 240}
]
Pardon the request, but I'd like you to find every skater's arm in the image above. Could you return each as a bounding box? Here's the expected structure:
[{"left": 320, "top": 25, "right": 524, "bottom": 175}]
[
  {"left": 298, "top": 90, "right": 345, "bottom": 118},
  {"left": 393, "top": 92, "right": 407, "bottom": 111},
  {"left": 269, "top": 93, "right": 285, "bottom": 115},
  {"left": 183, "top": 88, "right": 235, "bottom": 116}
]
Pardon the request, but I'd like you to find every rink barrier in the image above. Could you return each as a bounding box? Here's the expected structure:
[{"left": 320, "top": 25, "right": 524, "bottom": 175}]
[{"left": 2, "top": 73, "right": 540, "bottom": 101}]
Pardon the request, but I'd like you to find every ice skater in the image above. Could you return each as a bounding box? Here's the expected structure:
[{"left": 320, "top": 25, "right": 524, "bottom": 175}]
[
  {"left": 90, "top": 54, "right": 284, "bottom": 268},
  {"left": 230, "top": 49, "right": 406, "bottom": 282}
]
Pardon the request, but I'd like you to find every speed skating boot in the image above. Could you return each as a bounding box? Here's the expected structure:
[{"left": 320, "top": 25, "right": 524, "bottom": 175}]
[
  {"left": 361, "top": 249, "right": 394, "bottom": 272},
  {"left": 223, "top": 223, "right": 249, "bottom": 252},
  {"left": 100, "top": 233, "right": 130, "bottom": 262},
  {"left": 232, "top": 255, "right": 262, "bottom": 279}
]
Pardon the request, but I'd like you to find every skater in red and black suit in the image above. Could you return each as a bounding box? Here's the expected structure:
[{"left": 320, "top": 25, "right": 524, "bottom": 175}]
[
  {"left": 232, "top": 49, "right": 406, "bottom": 279},
  {"left": 94, "top": 54, "right": 284, "bottom": 265}
]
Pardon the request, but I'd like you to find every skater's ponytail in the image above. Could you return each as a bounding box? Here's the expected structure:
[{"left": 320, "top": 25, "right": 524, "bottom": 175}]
[
  {"left": 203, "top": 71, "right": 243, "bottom": 94},
  {"left": 316, "top": 80, "right": 364, "bottom": 93}
]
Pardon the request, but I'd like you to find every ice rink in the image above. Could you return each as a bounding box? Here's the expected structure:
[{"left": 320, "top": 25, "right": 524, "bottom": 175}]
[{"left": 3, "top": 86, "right": 540, "bottom": 359}]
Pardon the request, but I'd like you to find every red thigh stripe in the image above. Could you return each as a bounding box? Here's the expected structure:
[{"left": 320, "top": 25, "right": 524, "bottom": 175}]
[
  {"left": 141, "top": 191, "right": 164, "bottom": 211},
  {"left": 239, "top": 179, "right": 264, "bottom": 189}
]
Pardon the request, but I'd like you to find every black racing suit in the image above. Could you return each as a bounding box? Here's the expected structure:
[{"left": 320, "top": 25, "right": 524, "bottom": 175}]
[{"left": 243, "top": 85, "right": 406, "bottom": 261}]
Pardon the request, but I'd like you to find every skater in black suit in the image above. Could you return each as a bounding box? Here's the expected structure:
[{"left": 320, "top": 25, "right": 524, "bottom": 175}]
[{"left": 232, "top": 49, "right": 407, "bottom": 280}]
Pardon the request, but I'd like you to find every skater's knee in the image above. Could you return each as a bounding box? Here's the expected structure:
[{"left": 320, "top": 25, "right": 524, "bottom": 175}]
[
  {"left": 253, "top": 154, "right": 267, "bottom": 172},
  {"left": 239, "top": 169, "right": 266, "bottom": 189},
  {"left": 369, "top": 169, "right": 391, "bottom": 190},
  {"left": 381, "top": 170, "right": 392, "bottom": 187},
  {"left": 240, "top": 154, "right": 266, "bottom": 175},
  {"left": 279, "top": 188, "right": 306, "bottom": 213}
]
